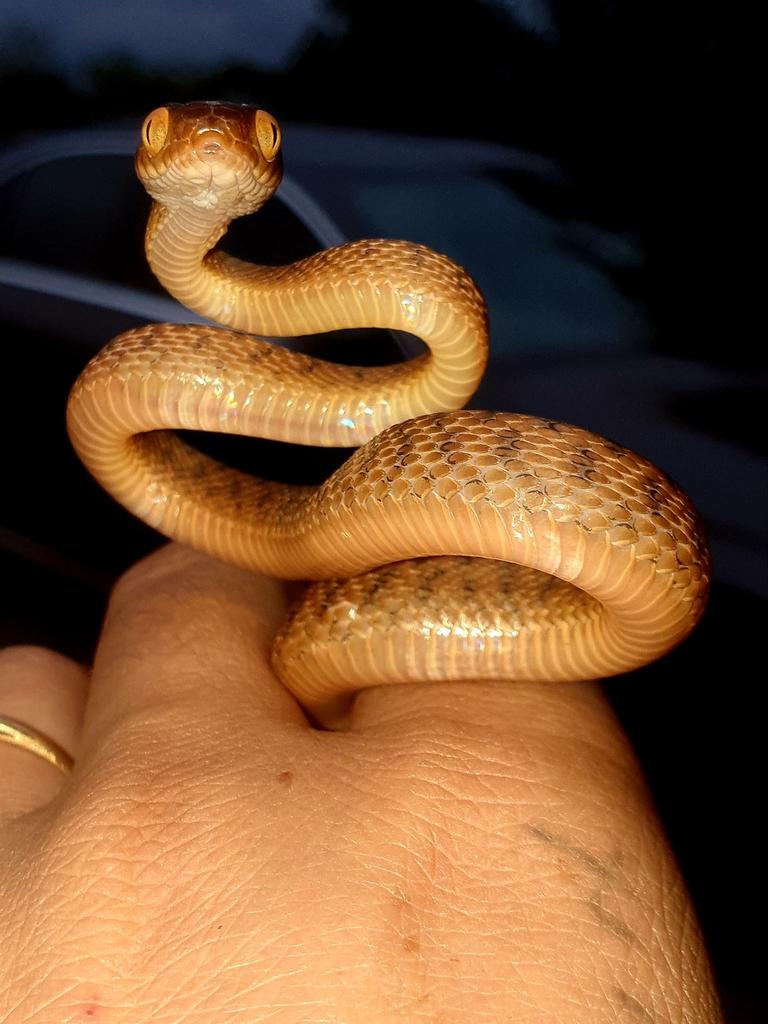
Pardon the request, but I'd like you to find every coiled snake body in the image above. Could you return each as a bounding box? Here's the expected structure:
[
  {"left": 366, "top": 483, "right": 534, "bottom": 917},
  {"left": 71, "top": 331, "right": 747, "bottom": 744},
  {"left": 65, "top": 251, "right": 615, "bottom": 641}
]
[{"left": 67, "top": 102, "right": 709, "bottom": 725}]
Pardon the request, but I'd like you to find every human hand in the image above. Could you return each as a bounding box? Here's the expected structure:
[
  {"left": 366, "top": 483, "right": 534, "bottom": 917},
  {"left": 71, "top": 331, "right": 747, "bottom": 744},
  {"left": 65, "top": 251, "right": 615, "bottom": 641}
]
[{"left": 0, "top": 544, "right": 721, "bottom": 1022}]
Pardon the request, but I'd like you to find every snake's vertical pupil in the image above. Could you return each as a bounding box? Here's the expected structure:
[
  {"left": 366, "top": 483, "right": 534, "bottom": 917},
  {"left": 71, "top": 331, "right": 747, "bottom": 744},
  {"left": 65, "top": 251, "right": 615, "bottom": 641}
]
[
  {"left": 142, "top": 107, "right": 170, "bottom": 155},
  {"left": 254, "top": 110, "right": 281, "bottom": 162}
]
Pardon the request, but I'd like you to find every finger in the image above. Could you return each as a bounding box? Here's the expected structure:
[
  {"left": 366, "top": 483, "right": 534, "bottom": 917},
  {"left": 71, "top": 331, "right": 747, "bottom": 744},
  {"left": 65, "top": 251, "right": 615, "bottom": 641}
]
[
  {"left": 80, "top": 544, "right": 308, "bottom": 755},
  {"left": 0, "top": 646, "right": 88, "bottom": 816}
]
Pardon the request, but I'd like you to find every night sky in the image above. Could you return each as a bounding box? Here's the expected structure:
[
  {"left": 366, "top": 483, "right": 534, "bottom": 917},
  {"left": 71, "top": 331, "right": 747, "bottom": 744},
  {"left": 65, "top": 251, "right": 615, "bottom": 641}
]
[{"left": 0, "top": 0, "right": 329, "bottom": 75}]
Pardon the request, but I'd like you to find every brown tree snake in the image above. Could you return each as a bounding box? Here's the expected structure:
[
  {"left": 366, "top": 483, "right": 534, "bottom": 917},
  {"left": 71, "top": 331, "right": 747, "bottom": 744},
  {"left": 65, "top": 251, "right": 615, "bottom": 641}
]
[{"left": 66, "top": 102, "right": 710, "bottom": 726}]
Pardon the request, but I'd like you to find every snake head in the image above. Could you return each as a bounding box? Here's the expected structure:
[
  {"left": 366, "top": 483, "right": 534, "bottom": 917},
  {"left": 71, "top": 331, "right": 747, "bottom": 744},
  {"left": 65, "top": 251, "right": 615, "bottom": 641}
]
[{"left": 135, "top": 101, "right": 283, "bottom": 216}]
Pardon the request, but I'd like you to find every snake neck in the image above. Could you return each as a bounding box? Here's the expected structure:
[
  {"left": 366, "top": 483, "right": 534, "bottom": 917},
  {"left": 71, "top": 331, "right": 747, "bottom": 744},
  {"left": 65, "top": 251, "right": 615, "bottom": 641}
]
[
  {"left": 145, "top": 202, "right": 231, "bottom": 309},
  {"left": 145, "top": 199, "right": 490, "bottom": 412}
]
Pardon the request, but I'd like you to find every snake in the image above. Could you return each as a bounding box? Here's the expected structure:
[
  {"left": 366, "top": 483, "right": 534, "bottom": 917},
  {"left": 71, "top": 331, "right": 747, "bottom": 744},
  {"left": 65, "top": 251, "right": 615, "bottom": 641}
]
[{"left": 66, "top": 101, "right": 710, "bottom": 726}]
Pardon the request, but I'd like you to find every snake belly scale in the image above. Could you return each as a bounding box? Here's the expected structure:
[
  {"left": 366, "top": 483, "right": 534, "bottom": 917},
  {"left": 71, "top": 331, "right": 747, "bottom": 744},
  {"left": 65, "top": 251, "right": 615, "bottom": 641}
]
[{"left": 66, "top": 102, "right": 709, "bottom": 725}]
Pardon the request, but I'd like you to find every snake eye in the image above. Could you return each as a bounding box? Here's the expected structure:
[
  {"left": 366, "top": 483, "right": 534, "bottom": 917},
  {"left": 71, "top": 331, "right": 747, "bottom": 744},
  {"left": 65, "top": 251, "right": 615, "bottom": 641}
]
[
  {"left": 141, "top": 107, "right": 170, "bottom": 155},
  {"left": 253, "top": 110, "right": 281, "bottom": 162}
]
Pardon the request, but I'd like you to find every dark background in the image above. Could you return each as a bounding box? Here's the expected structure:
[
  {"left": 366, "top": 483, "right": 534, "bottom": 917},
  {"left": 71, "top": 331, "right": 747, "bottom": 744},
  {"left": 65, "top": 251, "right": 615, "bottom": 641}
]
[{"left": 0, "top": 2, "right": 761, "bottom": 1020}]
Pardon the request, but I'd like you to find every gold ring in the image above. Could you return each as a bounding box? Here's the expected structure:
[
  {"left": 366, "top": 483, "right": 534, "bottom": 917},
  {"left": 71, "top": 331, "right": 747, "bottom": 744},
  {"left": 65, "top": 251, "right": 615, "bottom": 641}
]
[{"left": 0, "top": 715, "right": 74, "bottom": 775}]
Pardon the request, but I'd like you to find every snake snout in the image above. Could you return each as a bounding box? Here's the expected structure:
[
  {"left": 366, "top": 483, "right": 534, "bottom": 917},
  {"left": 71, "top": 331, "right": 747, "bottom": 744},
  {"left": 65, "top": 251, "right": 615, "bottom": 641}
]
[{"left": 195, "top": 131, "right": 225, "bottom": 159}]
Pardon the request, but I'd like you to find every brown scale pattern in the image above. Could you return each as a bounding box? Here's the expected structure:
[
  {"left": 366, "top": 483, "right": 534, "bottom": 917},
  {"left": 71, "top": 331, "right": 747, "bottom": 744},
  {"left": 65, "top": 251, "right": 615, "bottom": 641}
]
[
  {"left": 78, "top": 323, "right": 423, "bottom": 395},
  {"left": 269, "top": 411, "right": 709, "bottom": 711},
  {"left": 278, "top": 558, "right": 599, "bottom": 650},
  {"left": 208, "top": 237, "right": 488, "bottom": 336},
  {"left": 321, "top": 410, "right": 706, "bottom": 590}
]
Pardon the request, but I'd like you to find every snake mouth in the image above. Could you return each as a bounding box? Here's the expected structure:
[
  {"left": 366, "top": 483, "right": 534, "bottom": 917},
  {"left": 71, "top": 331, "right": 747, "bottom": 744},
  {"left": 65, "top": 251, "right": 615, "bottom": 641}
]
[
  {"left": 196, "top": 141, "right": 224, "bottom": 159},
  {"left": 193, "top": 128, "right": 226, "bottom": 160},
  {"left": 139, "top": 142, "right": 272, "bottom": 215}
]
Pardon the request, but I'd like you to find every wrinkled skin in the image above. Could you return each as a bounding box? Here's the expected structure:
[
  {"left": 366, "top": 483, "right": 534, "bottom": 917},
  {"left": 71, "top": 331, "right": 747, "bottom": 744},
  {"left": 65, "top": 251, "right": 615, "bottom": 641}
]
[{"left": 0, "top": 545, "right": 721, "bottom": 1022}]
